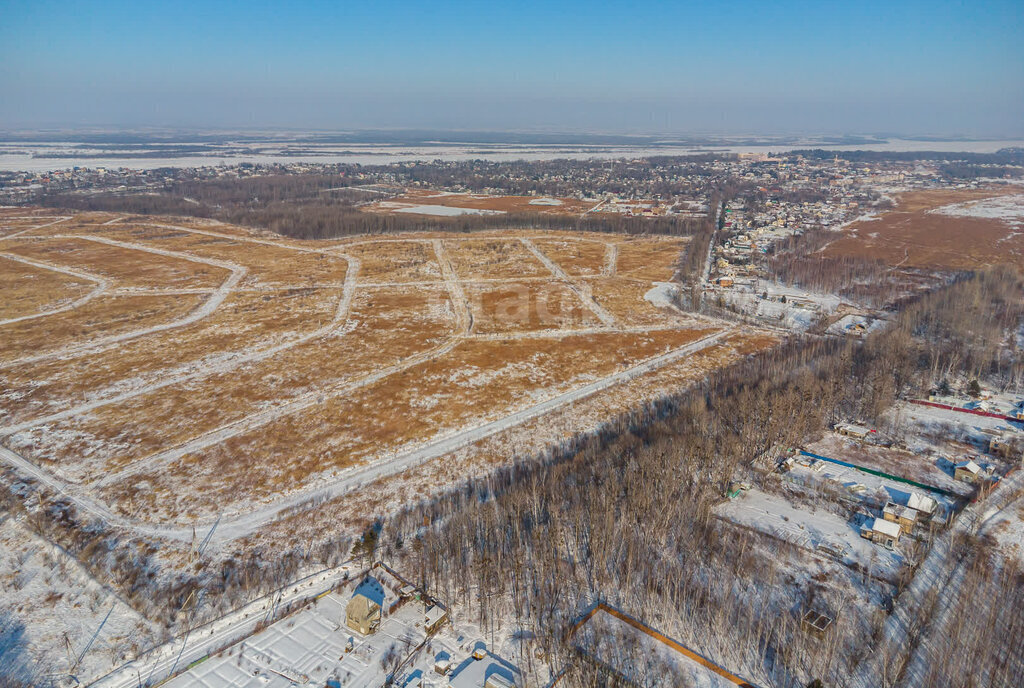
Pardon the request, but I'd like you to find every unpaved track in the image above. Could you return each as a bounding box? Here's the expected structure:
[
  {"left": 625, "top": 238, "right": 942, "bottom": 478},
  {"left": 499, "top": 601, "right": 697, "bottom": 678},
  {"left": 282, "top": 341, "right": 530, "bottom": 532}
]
[
  {"left": 0, "top": 235, "right": 248, "bottom": 368},
  {"left": 519, "top": 236, "right": 617, "bottom": 326},
  {"left": 1, "top": 215, "right": 72, "bottom": 240},
  {"left": 0, "top": 253, "right": 111, "bottom": 326},
  {"left": 0, "top": 328, "right": 732, "bottom": 544}
]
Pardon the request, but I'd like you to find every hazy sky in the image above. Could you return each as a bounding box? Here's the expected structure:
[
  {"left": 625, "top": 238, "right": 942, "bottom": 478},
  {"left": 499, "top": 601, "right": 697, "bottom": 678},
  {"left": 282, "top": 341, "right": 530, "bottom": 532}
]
[{"left": 1, "top": 0, "right": 1022, "bottom": 135}]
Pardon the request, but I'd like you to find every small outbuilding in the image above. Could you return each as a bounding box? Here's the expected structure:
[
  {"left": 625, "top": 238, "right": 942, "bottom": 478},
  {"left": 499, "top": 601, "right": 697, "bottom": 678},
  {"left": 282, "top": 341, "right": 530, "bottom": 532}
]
[
  {"left": 954, "top": 459, "right": 994, "bottom": 484},
  {"left": 345, "top": 576, "right": 385, "bottom": 635}
]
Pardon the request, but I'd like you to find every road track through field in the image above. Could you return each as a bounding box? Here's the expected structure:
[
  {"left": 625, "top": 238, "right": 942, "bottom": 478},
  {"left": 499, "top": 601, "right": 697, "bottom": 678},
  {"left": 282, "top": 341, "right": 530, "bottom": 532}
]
[
  {"left": 0, "top": 232, "right": 361, "bottom": 434},
  {"left": 0, "top": 252, "right": 111, "bottom": 326},
  {"left": 0, "top": 327, "right": 732, "bottom": 543},
  {"left": 0, "top": 235, "right": 248, "bottom": 368},
  {"left": 519, "top": 236, "right": 617, "bottom": 326},
  {"left": 1, "top": 215, "right": 72, "bottom": 240}
]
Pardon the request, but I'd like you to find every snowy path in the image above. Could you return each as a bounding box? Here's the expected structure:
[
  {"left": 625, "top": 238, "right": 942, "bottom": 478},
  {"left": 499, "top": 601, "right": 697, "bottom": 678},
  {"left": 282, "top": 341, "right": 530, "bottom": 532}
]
[
  {"left": 519, "top": 237, "right": 617, "bottom": 326},
  {"left": 603, "top": 241, "right": 618, "bottom": 276},
  {"left": 432, "top": 238, "right": 473, "bottom": 333},
  {"left": 1, "top": 215, "right": 72, "bottom": 240},
  {"left": 0, "top": 255, "right": 360, "bottom": 438},
  {"left": 0, "top": 328, "right": 731, "bottom": 544},
  {"left": 1, "top": 235, "right": 248, "bottom": 368},
  {"left": 0, "top": 252, "right": 111, "bottom": 326}
]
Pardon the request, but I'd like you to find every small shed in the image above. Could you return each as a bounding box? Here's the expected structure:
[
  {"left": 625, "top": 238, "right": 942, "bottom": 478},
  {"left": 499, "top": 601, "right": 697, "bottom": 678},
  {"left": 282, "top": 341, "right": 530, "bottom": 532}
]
[
  {"left": 346, "top": 576, "right": 385, "bottom": 635},
  {"left": 836, "top": 423, "right": 871, "bottom": 440},
  {"left": 955, "top": 459, "right": 993, "bottom": 484},
  {"left": 906, "top": 492, "right": 938, "bottom": 516}
]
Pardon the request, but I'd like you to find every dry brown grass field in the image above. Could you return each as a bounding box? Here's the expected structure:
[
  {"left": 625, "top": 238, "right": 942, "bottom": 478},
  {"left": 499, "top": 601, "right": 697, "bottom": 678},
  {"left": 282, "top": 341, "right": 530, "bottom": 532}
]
[
  {"left": 823, "top": 188, "right": 1024, "bottom": 270},
  {"left": 0, "top": 210, "right": 775, "bottom": 534}
]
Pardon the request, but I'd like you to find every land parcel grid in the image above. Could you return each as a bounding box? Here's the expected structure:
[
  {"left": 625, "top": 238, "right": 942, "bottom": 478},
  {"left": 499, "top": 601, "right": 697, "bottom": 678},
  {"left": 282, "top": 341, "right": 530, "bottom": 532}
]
[{"left": 0, "top": 212, "right": 772, "bottom": 541}]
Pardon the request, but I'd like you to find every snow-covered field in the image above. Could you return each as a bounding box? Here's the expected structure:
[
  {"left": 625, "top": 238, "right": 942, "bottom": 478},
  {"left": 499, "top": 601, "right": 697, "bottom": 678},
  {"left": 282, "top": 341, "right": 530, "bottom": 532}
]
[
  {"left": 713, "top": 281, "right": 843, "bottom": 330},
  {"left": 929, "top": 193, "right": 1024, "bottom": 229},
  {"left": 573, "top": 607, "right": 742, "bottom": 688},
  {"left": 0, "top": 514, "right": 156, "bottom": 684},
  {"left": 392, "top": 204, "right": 506, "bottom": 217},
  {"left": 717, "top": 488, "right": 904, "bottom": 577}
]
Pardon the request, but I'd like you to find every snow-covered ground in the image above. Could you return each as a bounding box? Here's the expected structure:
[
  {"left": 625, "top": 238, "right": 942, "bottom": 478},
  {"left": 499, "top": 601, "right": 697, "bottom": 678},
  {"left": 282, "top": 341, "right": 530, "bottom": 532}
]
[
  {"left": 712, "top": 281, "right": 843, "bottom": 330},
  {"left": 573, "top": 607, "right": 742, "bottom": 688},
  {"left": 164, "top": 576, "right": 519, "bottom": 688},
  {"left": 717, "top": 488, "right": 904, "bottom": 577},
  {"left": 0, "top": 514, "right": 157, "bottom": 684},
  {"left": 929, "top": 194, "right": 1024, "bottom": 228},
  {"left": 785, "top": 459, "right": 958, "bottom": 517},
  {"left": 826, "top": 314, "right": 885, "bottom": 336},
  {"left": 391, "top": 205, "right": 506, "bottom": 217}
]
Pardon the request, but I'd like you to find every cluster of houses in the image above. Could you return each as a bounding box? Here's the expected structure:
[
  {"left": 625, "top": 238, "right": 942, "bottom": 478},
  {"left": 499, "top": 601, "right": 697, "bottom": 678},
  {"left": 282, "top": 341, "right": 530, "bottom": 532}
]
[{"left": 860, "top": 492, "right": 940, "bottom": 549}]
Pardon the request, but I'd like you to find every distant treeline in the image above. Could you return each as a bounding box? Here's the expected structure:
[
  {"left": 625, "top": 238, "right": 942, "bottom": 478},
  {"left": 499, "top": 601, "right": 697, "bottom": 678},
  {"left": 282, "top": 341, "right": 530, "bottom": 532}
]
[{"left": 41, "top": 172, "right": 710, "bottom": 239}]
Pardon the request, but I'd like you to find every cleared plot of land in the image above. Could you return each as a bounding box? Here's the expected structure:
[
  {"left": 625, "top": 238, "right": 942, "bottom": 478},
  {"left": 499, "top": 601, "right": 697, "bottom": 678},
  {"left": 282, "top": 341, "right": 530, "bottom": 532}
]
[
  {"left": 824, "top": 188, "right": 1024, "bottom": 270},
  {"left": 804, "top": 434, "right": 973, "bottom": 497},
  {"left": 443, "top": 238, "right": 549, "bottom": 279},
  {"left": 0, "top": 211, "right": 772, "bottom": 540},
  {"left": 0, "top": 293, "right": 205, "bottom": 363},
  {"left": 0, "top": 288, "right": 343, "bottom": 425},
  {"left": 464, "top": 281, "right": 602, "bottom": 334},
  {"left": 615, "top": 237, "right": 687, "bottom": 280},
  {"left": 717, "top": 487, "right": 905, "bottom": 578},
  {"left": 101, "top": 329, "right": 714, "bottom": 521},
  {"left": 6, "top": 286, "right": 455, "bottom": 485},
  {"left": 3, "top": 236, "right": 231, "bottom": 289},
  {"left": 0, "top": 254, "right": 94, "bottom": 321},
  {"left": 82, "top": 223, "right": 350, "bottom": 287},
  {"left": 528, "top": 238, "right": 608, "bottom": 276},
  {"left": 340, "top": 239, "right": 440, "bottom": 282}
]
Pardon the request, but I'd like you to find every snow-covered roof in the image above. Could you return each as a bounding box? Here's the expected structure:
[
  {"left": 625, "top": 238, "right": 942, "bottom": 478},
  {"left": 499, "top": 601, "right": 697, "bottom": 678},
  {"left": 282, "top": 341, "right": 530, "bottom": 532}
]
[
  {"left": 956, "top": 459, "right": 981, "bottom": 474},
  {"left": 869, "top": 518, "right": 902, "bottom": 539},
  {"left": 907, "top": 492, "right": 937, "bottom": 514},
  {"left": 351, "top": 576, "right": 385, "bottom": 609}
]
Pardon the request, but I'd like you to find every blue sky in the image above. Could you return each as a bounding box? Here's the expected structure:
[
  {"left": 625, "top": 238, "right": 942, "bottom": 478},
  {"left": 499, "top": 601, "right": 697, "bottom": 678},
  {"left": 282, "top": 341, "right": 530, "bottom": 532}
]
[{"left": 1, "top": 0, "right": 1021, "bottom": 134}]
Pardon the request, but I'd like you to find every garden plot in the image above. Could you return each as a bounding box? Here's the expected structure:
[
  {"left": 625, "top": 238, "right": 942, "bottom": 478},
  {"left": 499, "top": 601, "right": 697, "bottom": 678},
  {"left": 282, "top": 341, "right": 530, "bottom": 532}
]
[
  {"left": 0, "top": 288, "right": 343, "bottom": 425},
  {"left": 442, "top": 238, "right": 549, "bottom": 280},
  {"left": 0, "top": 514, "right": 156, "bottom": 684},
  {"left": 463, "top": 281, "right": 602, "bottom": 334},
  {"left": 892, "top": 400, "right": 1022, "bottom": 448},
  {"left": 803, "top": 435, "right": 972, "bottom": 498},
  {"left": 785, "top": 457, "right": 959, "bottom": 518},
  {"left": 0, "top": 254, "right": 94, "bottom": 321},
  {"left": 717, "top": 488, "right": 904, "bottom": 578},
  {"left": 164, "top": 593, "right": 426, "bottom": 688}
]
